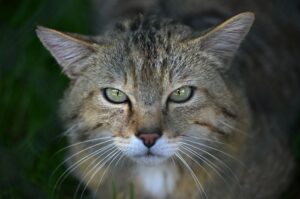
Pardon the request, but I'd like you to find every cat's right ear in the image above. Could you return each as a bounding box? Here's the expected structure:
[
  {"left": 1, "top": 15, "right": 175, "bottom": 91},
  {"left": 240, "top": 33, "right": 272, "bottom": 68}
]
[{"left": 36, "top": 26, "right": 99, "bottom": 79}]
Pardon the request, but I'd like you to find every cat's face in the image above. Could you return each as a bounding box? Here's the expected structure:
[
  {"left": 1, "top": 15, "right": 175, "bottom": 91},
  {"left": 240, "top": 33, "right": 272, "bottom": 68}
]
[{"left": 37, "top": 13, "right": 254, "bottom": 166}]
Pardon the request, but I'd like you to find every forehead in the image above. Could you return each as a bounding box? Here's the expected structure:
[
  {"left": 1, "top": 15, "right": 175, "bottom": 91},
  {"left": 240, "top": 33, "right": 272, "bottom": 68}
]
[
  {"left": 112, "top": 18, "right": 199, "bottom": 79},
  {"left": 92, "top": 17, "right": 217, "bottom": 99},
  {"left": 121, "top": 17, "right": 188, "bottom": 77}
]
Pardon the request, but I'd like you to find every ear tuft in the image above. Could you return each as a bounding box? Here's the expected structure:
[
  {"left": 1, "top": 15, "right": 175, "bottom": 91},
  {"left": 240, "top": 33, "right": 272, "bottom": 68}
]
[
  {"left": 187, "top": 12, "right": 255, "bottom": 68},
  {"left": 36, "top": 26, "right": 97, "bottom": 78}
]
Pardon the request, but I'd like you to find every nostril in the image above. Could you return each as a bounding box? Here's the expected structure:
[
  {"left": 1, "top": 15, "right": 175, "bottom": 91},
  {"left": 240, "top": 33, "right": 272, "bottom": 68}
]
[{"left": 137, "top": 133, "right": 161, "bottom": 148}]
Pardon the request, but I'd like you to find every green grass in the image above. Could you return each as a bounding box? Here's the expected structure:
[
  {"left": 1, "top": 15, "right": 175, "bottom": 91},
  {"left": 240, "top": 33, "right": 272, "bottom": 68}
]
[{"left": 0, "top": 0, "right": 299, "bottom": 198}]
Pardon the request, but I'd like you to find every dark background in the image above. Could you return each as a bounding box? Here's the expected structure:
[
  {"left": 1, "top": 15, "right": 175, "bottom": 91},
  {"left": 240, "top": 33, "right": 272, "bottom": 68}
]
[{"left": 0, "top": 0, "right": 299, "bottom": 198}]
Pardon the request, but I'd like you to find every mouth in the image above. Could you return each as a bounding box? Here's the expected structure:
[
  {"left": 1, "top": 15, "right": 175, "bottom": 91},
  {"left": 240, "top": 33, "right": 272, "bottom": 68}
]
[
  {"left": 132, "top": 150, "right": 166, "bottom": 165},
  {"left": 134, "top": 150, "right": 163, "bottom": 158}
]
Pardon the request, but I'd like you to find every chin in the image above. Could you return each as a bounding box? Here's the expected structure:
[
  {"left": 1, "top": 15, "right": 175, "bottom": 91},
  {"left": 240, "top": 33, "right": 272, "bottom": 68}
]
[{"left": 132, "top": 154, "right": 169, "bottom": 166}]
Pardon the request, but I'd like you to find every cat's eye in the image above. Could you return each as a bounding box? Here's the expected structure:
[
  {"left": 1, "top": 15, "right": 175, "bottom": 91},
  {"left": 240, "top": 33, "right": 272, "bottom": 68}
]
[
  {"left": 103, "top": 88, "right": 128, "bottom": 103},
  {"left": 168, "top": 86, "right": 193, "bottom": 103}
]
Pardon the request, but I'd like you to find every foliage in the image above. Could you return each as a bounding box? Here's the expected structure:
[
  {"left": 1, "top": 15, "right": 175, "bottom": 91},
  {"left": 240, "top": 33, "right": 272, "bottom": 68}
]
[{"left": 0, "top": 0, "right": 91, "bottom": 198}]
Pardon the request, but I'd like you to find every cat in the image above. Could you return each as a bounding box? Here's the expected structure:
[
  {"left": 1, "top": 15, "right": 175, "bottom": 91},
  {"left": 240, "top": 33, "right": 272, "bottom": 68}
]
[{"left": 36, "top": 0, "right": 300, "bottom": 198}]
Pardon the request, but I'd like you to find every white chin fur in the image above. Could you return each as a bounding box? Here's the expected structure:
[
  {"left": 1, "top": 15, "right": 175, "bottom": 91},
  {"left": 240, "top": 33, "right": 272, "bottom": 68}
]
[
  {"left": 133, "top": 155, "right": 166, "bottom": 166},
  {"left": 137, "top": 164, "right": 178, "bottom": 198},
  {"left": 116, "top": 135, "right": 177, "bottom": 166}
]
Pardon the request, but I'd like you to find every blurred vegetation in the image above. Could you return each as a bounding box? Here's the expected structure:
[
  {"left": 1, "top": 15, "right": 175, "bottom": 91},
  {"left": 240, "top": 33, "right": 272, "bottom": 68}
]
[
  {"left": 0, "top": 0, "right": 299, "bottom": 199},
  {"left": 0, "top": 0, "right": 92, "bottom": 198}
]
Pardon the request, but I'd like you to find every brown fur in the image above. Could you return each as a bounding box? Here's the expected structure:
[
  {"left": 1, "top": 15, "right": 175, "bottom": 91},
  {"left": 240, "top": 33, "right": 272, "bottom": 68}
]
[{"left": 36, "top": 1, "right": 300, "bottom": 198}]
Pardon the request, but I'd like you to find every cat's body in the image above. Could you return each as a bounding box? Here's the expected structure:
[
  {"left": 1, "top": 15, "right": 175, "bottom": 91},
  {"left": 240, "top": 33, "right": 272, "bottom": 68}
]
[{"left": 37, "top": 0, "right": 300, "bottom": 198}]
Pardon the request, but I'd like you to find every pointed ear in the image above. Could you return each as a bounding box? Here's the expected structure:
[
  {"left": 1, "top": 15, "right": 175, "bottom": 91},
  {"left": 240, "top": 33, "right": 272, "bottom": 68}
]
[
  {"left": 36, "top": 26, "right": 98, "bottom": 78},
  {"left": 187, "top": 12, "right": 255, "bottom": 68}
]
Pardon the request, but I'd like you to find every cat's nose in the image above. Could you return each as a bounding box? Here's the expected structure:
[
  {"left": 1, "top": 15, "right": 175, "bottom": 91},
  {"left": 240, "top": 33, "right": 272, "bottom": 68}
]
[
  {"left": 138, "top": 133, "right": 161, "bottom": 148},
  {"left": 137, "top": 129, "right": 162, "bottom": 148}
]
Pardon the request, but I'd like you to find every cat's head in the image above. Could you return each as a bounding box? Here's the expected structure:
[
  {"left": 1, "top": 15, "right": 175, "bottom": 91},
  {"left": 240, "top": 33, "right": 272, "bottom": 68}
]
[{"left": 37, "top": 12, "right": 254, "bottom": 166}]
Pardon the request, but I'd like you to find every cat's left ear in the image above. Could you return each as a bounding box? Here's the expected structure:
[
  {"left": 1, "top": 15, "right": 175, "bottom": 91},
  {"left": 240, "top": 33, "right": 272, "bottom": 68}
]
[
  {"left": 185, "top": 12, "right": 255, "bottom": 69},
  {"left": 36, "top": 26, "right": 99, "bottom": 79}
]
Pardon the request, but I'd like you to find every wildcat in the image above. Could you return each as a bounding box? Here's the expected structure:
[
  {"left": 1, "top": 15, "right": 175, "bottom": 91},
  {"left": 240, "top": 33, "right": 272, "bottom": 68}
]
[{"left": 36, "top": 0, "right": 300, "bottom": 198}]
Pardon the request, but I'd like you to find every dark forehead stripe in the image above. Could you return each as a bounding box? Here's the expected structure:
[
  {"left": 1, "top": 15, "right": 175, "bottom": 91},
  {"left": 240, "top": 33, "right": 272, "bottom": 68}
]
[
  {"left": 129, "top": 17, "right": 165, "bottom": 58},
  {"left": 126, "top": 16, "right": 176, "bottom": 88},
  {"left": 126, "top": 16, "right": 179, "bottom": 51}
]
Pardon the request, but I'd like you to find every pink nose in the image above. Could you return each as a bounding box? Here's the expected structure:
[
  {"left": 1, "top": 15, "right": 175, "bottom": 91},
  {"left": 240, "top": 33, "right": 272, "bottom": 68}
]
[{"left": 138, "top": 133, "right": 160, "bottom": 148}]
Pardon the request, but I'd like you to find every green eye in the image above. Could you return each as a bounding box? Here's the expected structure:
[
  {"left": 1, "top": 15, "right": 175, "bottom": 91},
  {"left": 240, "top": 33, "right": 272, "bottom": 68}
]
[
  {"left": 169, "top": 86, "right": 193, "bottom": 103},
  {"left": 104, "top": 88, "right": 128, "bottom": 103}
]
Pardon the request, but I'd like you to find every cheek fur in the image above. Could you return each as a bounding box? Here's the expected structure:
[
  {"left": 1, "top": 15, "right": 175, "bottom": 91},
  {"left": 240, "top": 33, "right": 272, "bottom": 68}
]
[
  {"left": 115, "top": 136, "right": 148, "bottom": 156},
  {"left": 151, "top": 136, "right": 179, "bottom": 157},
  {"left": 79, "top": 92, "right": 129, "bottom": 133}
]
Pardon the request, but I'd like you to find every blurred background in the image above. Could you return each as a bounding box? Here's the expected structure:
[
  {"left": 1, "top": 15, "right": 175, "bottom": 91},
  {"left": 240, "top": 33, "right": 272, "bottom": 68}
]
[
  {"left": 1, "top": 0, "right": 92, "bottom": 198},
  {"left": 0, "top": 0, "right": 299, "bottom": 198}
]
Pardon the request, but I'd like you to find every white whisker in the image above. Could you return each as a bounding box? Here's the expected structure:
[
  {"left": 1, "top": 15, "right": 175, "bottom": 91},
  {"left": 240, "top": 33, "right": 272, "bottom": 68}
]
[
  {"left": 175, "top": 153, "right": 207, "bottom": 199},
  {"left": 55, "top": 136, "right": 112, "bottom": 155},
  {"left": 79, "top": 148, "right": 120, "bottom": 199},
  {"left": 171, "top": 156, "right": 177, "bottom": 168},
  {"left": 183, "top": 139, "right": 243, "bottom": 165},
  {"left": 177, "top": 147, "right": 213, "bottom": 181},
  {"left": 53, "top": 143, "right": 115, "bottom": 198},
  {"left": 94, "top": 150, "right": 123, "bottom": 198},
  {"left": 62, "top": 123, "right": 82, "bottom": 136},
  {"left": 180, "top": 135, "right": 235, "bottom": 149},
  {"left": 72, "top": 145, "right": 117, "bottom": 199},
  {"left": 180, "top": 140, "right": 241, "bottom": 185},
  {"left": 114, "top": 153, "right": 125, "bottom": 169},
  {"left": 219, "top": 121, "right": 251, "bottom": 138},
  {"left": 180, "top": 144, "right": 230, "bottom": 186},
  {"left": 51, "top": 139, "right": 113, "bottom": 186}
]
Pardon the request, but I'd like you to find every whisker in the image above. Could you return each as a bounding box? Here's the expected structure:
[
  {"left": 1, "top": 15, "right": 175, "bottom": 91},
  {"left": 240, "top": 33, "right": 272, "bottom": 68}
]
[
  {"left": 63, "top": 124, "right": 78, "bottom": 135},
  {"left": 79, "top": 148, "right": 120, "bottom": 199},
  {"left": 50, "top": 139, "right": 113, "bottom": 185},
  {"left": 180, "top": 144, "right": 230, "bottom": 186},
  {"left": 72, "top": 146, "right": 117, "bottom": 199},
  {"left": 218, "top": 120, "right": 251, "bottom": 138},
  {"left": 94, "top": 150, "right": 123, "bottom": 198},
  {"left": 73, "top": 155, "right": 105, "bottom": 199},
  {"left": 72, "top": 147, "right": 115, "bottom": 199},
  {"left": 180, "top": 135, "right": 235, "bottom": 149},
  {"left": 61, "top": 123, "right": 84, "bottom": 137},
  {"left": 53, "top": 122, "right": 84, "bottom": 141},
  {"left": 180, "top": 141, "right": 241, "bottom": 185},
  {"left": 117, "top": 153, "right": 127, "bottom": 169},
  {"left": 177, "top": 147, "right": 213, "bottom": 181},
  {"left": 182, "top": 138, "right": 244, "bottom": 165},
  {"left": 53, "top": 136, "right": 112, "bottom": 157},
  {"left": 52, "top": 143, "right": 115, "bottom": 198},
  {"left": 175, "top": 153, "right": 207, "bottom": 199},
  {"left": 171, "top": 156, "right": 177, "bottom": 168},
  {"left": 114, "top": 152, "right": 125, "bottom": 169}
]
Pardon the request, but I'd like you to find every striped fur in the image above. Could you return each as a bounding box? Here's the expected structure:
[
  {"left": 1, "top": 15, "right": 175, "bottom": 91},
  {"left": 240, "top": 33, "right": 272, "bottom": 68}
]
[{"left": 37, "top": 1, "right": 300, "bottom": 198}]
